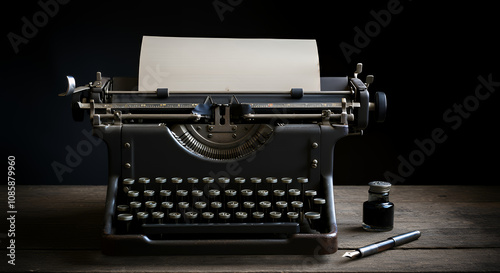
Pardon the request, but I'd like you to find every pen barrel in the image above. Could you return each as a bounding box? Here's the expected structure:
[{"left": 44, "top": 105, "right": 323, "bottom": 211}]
[
  {"left": 358, "top": 239, "right": 395, "bottom": 257},
  {"left": 392, "top": 230, "right": 421, "bottom": 246},
  {"left": 357, "top": 230, "right": 421, "bottom": 257}
]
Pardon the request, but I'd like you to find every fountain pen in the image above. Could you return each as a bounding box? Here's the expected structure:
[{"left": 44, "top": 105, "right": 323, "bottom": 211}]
[{"left": 343, "top": 230, "right": 421, "bottom": 259}]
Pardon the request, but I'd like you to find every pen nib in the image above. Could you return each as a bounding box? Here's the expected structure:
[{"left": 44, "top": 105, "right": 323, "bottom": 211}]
[{"left": 342, "top": 250, "right": 360, "bottom": 259}]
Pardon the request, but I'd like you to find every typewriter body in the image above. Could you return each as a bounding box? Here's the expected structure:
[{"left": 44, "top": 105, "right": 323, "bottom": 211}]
[{"left": 62, "top": 56, "right": 386, "bottom": 255}]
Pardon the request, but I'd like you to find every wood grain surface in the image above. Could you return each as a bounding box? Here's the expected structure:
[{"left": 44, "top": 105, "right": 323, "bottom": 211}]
[{"left": 0, "top": 185, "right": 498, "bottom": 272}]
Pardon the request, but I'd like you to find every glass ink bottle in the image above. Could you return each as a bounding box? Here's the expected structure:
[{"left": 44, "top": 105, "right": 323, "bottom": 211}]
[{"left": 362, "top": 181, "right": 394, "bottom": 232}]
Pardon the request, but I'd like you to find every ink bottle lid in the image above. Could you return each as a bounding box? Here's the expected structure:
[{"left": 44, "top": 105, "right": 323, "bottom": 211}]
[{"left": 368, "top": 181, "right": 392, "bottom": 193}]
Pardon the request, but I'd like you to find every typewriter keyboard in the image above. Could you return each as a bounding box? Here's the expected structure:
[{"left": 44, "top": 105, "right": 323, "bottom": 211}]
[{"left": 114, "top": 176, "right": 327, "bottom": 237}]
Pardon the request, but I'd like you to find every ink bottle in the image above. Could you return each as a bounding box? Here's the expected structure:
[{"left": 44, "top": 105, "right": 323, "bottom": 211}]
[{"left": 362, "top": 181, "right": 394, "bottom": 232}]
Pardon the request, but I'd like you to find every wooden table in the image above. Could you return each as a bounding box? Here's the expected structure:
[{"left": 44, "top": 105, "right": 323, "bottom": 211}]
[{"left": 1, "top": 185, "right": 499, "bottom": 272}]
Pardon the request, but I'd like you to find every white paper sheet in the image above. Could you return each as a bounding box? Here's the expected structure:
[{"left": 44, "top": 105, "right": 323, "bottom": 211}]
[{"left": 138, "top": 36, "right": 320, "bottom": 92}]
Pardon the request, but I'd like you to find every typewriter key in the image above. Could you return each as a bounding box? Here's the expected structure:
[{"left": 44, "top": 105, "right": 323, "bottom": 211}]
[
  {"left": 187, "top": 177, "right": 199, "bottom": 184},
  {"left": 259, "top": 201, "right": 271, "bottom": 209},
  {"left": 274, "top": 190, "right": 285, "bottom": 203},
  {"left": 202, "top": 177, "right": 214, "bottom": 184},
  {"left": 297, "top": 177, "right": 309, "bottom": 202},
  {"left": 176, "top": 190, "right": 188, "bottom": 203},
  {"left": 116, "top": 213, "right": 133, "bottom": 234},
  {"left": 211, "top": 201, "right": 222, "bottom": 209},
  {"left": 234, "top": 177, "right": 246, "bottom": 203},
  {"left": 178, "top": 202, "right": 189, "bottom": 217},
  {"left": 269, "top": 211, "right": 282, "bottom": 221},
  {"left": 281, "top": 177, "right": 292, "bottom": 202},
  {"left": 168, "top": 212, "right": 181, "bottom": 224},
  {"left": 291, "top": 201, "right": 303, "bottom": 210},
  {"left": 266, "top": 177, "right": 278, "bottom": 184},
  {"left": 241, "top": 188, "right": 253, "bottom": 197},
  {"left": 208, "top": 189, "right": 220, "bottom": 201},
  {"left": 151, "top": 211, "right": 165, "bottom": 239},
  {"left": 241, "top": 189, "right": 253, "bottom": 203},
  {"left": 266, "top": 177, "right": 278, "bottom": 204},
  {"left": 138, "top": 177, "right": 151, "bottom": 191},
  {"left": 186, "top": 176, "right": 198, "bottom": 187},
  {"left": 218, "top": 177, "right": 230, "bottom": 186},
  {"left": 305, "top": 211, "right": 321, "bottom": 230},
  {"left": 127, "top": 190, "right": 139, "bottom": 202},
  {"left": 225, "top": 189, "right": 237, "bottom": 196},
  {"left": 276, "top": 201, "right": 288, "bottom": 216},
  {"left": 252, "top": 211, "right": 264, "bottom": 222},
  {"left": 172, "top": 177, "right": 183, "bottom": 198},
  {"left": 287, "top": 211, "right": 299, "bottom": 222},
  {"left": 122, "top": 178, "right": 135, "bottom": 193},
  {"left": 192, "top": 189, "right": 203, "bottom": 197},
  {"left": 219, "top": 212, "right": 231, "bottom": 222},
  {"left": 305, "top": 190, "right": 317, "bottom": 210},
  {"left": 250, "top": 177, "right": 262, "bottom": 184},
  {"left": 211, "top": 201, "right": 222, "bottom": 218},
  {"left": 313, "top": 198, "right": 326, "bottom": 215},
  {"left": 187, "top": 177, "right": 199, "bottom": 196},
  {"left": 288, "top": 189, "right": 301, "bottom": 202},
  {"left": 297, "top": 177, "right": 309, "bottom": 183},
  {"left": 171, "top": 177, "right": 183, "bottom": 184},
  {"left": 250, "top": 177, "right": 261, "bottom": 202},
  {"left": 145, "top": 201, "right": 157, "bottom": 223},
  {"left": 235, "top": 211, "right": 248, "bottom": 222},
  {"left": 191, "top": 189, "right": 203, "bottom": 206},
  {"left": 291, "top": 201, "right": 303, "bottom": 222},
  {"left": 161, "top": 201, "right": 173, "bottom": 215},
  {"left": 281, "top": 177, "right": 292, "bottom": 184},
  {"left": 152, "top": 211, "right": 165, "bottom": 224},
  {"left": 137, "top": 211, "right": 149, "bottom": 226},
  {"left": 243, "top": 201, "right": 255, "bottom": 215},
  {"left": 257, "top": 190, "right": 268, "bottom": 204},
  {"left": 225, "top": 189, "right": 237, "bottom": 204},
  {"left": 235, "top": 177, "right": 246, "bottom": 184},
  {"left": 185, "top": 211, "right": 198, "bottom": 223},
  {"left": 155, "top": 177, "right": 167, "bottom": 191},
  {"left": 259, "top": 201, "right": 271, "bottom": 219},
  {"left": 195, "top": 201, "right": 207, "bottom": 212},
  {"left": 117, "top": 204, "right": 129, "bottom": 212},
  {"left": 202, "top": 211, "right": 214, "bottom": 223},
  {"left": 276, "top": 201, "right": 287, "bottom": 208},
  {"left": 143, "top": 190, "right": 155, "bottom": 202},
  {"left": 227, "top": 201, "right": 239, "bottom": 217},
  {"left": 241, "top": 189, "right": 253, "bottom": 196},
  {"left": 129, "top": 201, "right": 142, "bottom": 215},
  {"left": 160, "top": 190, "right": 172, "bottom": 202},
  {"left": 227, "top": 201, "right": 239, "bottom": 209}
]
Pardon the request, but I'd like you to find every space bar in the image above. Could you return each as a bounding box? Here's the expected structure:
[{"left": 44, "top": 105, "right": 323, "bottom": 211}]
[{"left": 142, "top": 222, "right": 300, "bottom": 234}]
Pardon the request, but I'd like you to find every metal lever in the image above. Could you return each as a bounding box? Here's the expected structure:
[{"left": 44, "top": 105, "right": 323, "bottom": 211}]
[
  {"left": 354, "top": 63, "right": 363, "bottom": 78},
  {"left": 365, "top": 75, "right": 374, "bottom": 87},
  {"left": 58, "top": 76, "right": 90, "bottom": 97}
]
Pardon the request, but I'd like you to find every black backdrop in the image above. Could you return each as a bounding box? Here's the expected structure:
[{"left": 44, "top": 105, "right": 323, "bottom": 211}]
[{"left": 2, "top": 0, "right": 499, "bottom": 185}]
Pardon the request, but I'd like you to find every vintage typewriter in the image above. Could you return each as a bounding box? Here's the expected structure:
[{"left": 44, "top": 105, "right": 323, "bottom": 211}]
[{"left": 61, "top": 39, "right": 386, "bottom": 255}]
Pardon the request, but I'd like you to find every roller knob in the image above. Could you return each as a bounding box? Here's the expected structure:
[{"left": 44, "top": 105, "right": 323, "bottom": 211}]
[{"left": 375, "top": 92, "right": 387, "bottom": 123}]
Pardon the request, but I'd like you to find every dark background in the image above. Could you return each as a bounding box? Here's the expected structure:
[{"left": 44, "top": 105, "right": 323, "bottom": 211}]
[{"left": 2, "top": 0, "right": 498, "bottom": 186}]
